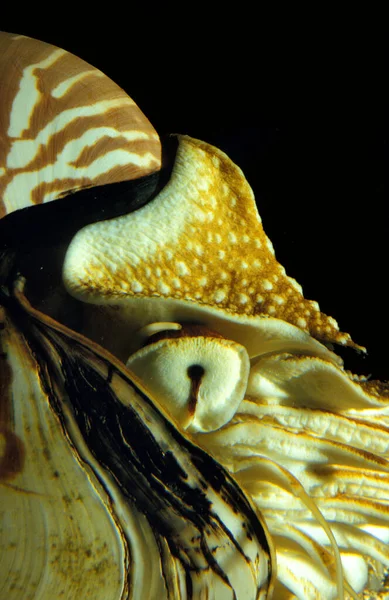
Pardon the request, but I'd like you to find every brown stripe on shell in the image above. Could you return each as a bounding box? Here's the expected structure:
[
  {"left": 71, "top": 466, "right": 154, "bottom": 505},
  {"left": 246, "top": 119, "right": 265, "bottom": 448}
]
[
  {"left": 29, "top": 178, "right": 94, "bottom": 205},
  {"left": 27, "top": 160, "right": 160, "bottom": 206},
  {"left": 71, "top": 136, "right": 157, "bottom": 170}
]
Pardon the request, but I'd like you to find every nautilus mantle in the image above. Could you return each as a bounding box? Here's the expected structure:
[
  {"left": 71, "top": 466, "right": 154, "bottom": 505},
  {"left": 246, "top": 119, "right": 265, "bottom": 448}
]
[{"left": 0, "top": 31, "right": 388, "bottom": 600}]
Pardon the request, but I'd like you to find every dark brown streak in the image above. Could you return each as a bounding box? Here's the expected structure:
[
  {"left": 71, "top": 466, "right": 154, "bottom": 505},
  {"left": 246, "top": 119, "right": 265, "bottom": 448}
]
[
  {"left": 199, "top": 534, "right": 237, "bottom": 600},
  {"left": 0, "top": 429, "right": 26, "bottom": 481},
  {"left": 187, "top": 364, "right": 205, "bottom": 417},
  {"left": 0, "top": 316, "right": 26, "bottom": 482}
]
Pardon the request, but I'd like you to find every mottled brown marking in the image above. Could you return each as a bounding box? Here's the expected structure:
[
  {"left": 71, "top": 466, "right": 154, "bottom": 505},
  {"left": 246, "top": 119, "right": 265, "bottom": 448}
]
[{"left": 0, "top": 429, "right": 26, "bottom": 481}]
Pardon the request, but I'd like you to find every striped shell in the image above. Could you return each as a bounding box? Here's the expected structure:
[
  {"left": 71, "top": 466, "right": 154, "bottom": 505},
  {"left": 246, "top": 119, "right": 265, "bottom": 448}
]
[
  {"left": 0, "top": 31, "right": 160, "bottom": 217},
  {"left": 1, "top": 30, "right": 389, "bottom": 600}
]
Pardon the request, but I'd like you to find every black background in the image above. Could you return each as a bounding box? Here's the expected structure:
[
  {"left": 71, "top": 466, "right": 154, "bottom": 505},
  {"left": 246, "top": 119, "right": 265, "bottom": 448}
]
[{"left": 2, "top": 13, "right": 388, "bottom": 379}]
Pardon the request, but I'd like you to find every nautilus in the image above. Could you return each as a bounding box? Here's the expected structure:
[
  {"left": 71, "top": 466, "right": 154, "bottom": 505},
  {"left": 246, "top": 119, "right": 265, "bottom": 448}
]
[{"left": 0, "top": 31, "right": 388, "bottom": 600}]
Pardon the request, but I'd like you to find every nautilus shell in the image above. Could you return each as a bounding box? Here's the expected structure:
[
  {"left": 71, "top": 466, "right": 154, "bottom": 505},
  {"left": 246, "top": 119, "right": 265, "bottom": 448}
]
[{"left": 0, "top": 31, "right": 388, "bottom": 600}]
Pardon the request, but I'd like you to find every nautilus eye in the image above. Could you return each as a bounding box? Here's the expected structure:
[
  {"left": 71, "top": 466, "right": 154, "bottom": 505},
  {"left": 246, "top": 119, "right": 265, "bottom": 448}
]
[{"left": 126, "top": 324, "right": 250, "bottom": 432}]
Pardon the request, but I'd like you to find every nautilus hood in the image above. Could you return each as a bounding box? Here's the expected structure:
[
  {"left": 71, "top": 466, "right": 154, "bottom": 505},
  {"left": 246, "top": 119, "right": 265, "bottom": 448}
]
[{"left": 62, "top": 134, "right": 363, "bottom": 362}]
